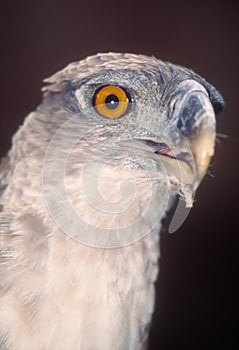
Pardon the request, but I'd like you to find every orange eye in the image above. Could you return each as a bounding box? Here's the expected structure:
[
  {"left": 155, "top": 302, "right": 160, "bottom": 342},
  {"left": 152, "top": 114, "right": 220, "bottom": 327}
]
[{"left": 93, "top": 85, "right": 132, "bottom": 119}]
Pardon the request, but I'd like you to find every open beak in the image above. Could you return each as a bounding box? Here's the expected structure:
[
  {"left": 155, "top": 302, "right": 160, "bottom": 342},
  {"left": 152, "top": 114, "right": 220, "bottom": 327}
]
[{"left": 118, "top": 89, "right": 216, "bottom": 191}]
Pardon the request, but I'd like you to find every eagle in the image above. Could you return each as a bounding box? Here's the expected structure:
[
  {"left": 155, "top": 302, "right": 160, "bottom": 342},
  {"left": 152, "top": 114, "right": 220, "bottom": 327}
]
[{"left": 0, "top": 53, "right": 224, "bottom": 349}]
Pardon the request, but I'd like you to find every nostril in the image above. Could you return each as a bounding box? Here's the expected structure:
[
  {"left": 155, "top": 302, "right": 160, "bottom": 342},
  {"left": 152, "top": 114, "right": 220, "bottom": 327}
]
[{"left": 172, "top": 100, "right": 177, "bottom": 112}]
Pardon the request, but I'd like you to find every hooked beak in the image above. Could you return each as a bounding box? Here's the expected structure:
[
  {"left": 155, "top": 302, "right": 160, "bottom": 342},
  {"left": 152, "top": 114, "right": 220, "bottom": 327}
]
[
  {"left": 177, "top": 88, "right": 216, "bottom": 188},
  {"left": 118, "top": 87, "right": 216, "bottom": 191}
]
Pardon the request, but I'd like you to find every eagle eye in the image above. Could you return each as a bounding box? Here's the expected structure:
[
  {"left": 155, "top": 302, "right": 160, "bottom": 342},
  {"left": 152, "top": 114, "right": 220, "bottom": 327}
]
[{"left": 93, "top": 85, "right": 133, "bottom": 119}]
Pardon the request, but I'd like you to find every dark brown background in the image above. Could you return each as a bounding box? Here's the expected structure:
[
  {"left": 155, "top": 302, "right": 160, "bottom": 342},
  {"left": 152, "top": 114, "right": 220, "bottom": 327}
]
[{"left": 0, "top": 1, "right": 238, "bottom": 349}]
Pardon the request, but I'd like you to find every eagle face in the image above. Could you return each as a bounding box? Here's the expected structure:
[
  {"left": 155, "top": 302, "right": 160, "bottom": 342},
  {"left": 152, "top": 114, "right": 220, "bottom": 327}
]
[
  {"left": 39, "top": 53, "right": 224, "bottom": 247},
  {"left": 0, "top": 53, "right": 224, "bottom": 350}
]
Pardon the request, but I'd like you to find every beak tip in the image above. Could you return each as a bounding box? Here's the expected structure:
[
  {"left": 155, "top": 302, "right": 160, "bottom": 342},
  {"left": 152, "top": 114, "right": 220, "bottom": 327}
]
[{"left": 189, "top": 127, "right": 216, "bottom": 188}]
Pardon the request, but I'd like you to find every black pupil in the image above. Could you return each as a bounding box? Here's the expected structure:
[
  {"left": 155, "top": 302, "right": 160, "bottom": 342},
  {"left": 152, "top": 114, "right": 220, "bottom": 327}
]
[{"left": 105, "top": 94, "right": 119, "bottom": 109}]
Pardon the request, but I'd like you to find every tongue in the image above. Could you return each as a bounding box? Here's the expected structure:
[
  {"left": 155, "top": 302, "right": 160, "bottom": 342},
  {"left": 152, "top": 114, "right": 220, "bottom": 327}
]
[
  {"left": 118, "top": 139, "right": 176, "bottom": 159},
  {"left": 144, "top": 140, "right": 176, "bottom": 158}
]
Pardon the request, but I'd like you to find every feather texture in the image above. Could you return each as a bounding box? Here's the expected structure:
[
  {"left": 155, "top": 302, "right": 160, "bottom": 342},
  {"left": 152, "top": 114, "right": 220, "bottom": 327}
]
[{"left": 0, "top": 53, "right": 224, "bottom": 349}]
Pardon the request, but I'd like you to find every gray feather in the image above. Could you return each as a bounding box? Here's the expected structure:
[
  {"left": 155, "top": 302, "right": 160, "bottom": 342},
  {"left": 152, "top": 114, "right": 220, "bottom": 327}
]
[{"left": 0, "top": 53, "right": 224, "bottom": 350}]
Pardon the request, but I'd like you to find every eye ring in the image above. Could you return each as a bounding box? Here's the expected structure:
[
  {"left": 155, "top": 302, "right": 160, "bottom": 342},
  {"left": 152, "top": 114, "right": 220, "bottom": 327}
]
[{"left": 93, "top": 85, "right": 133, "bottom": 119}]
